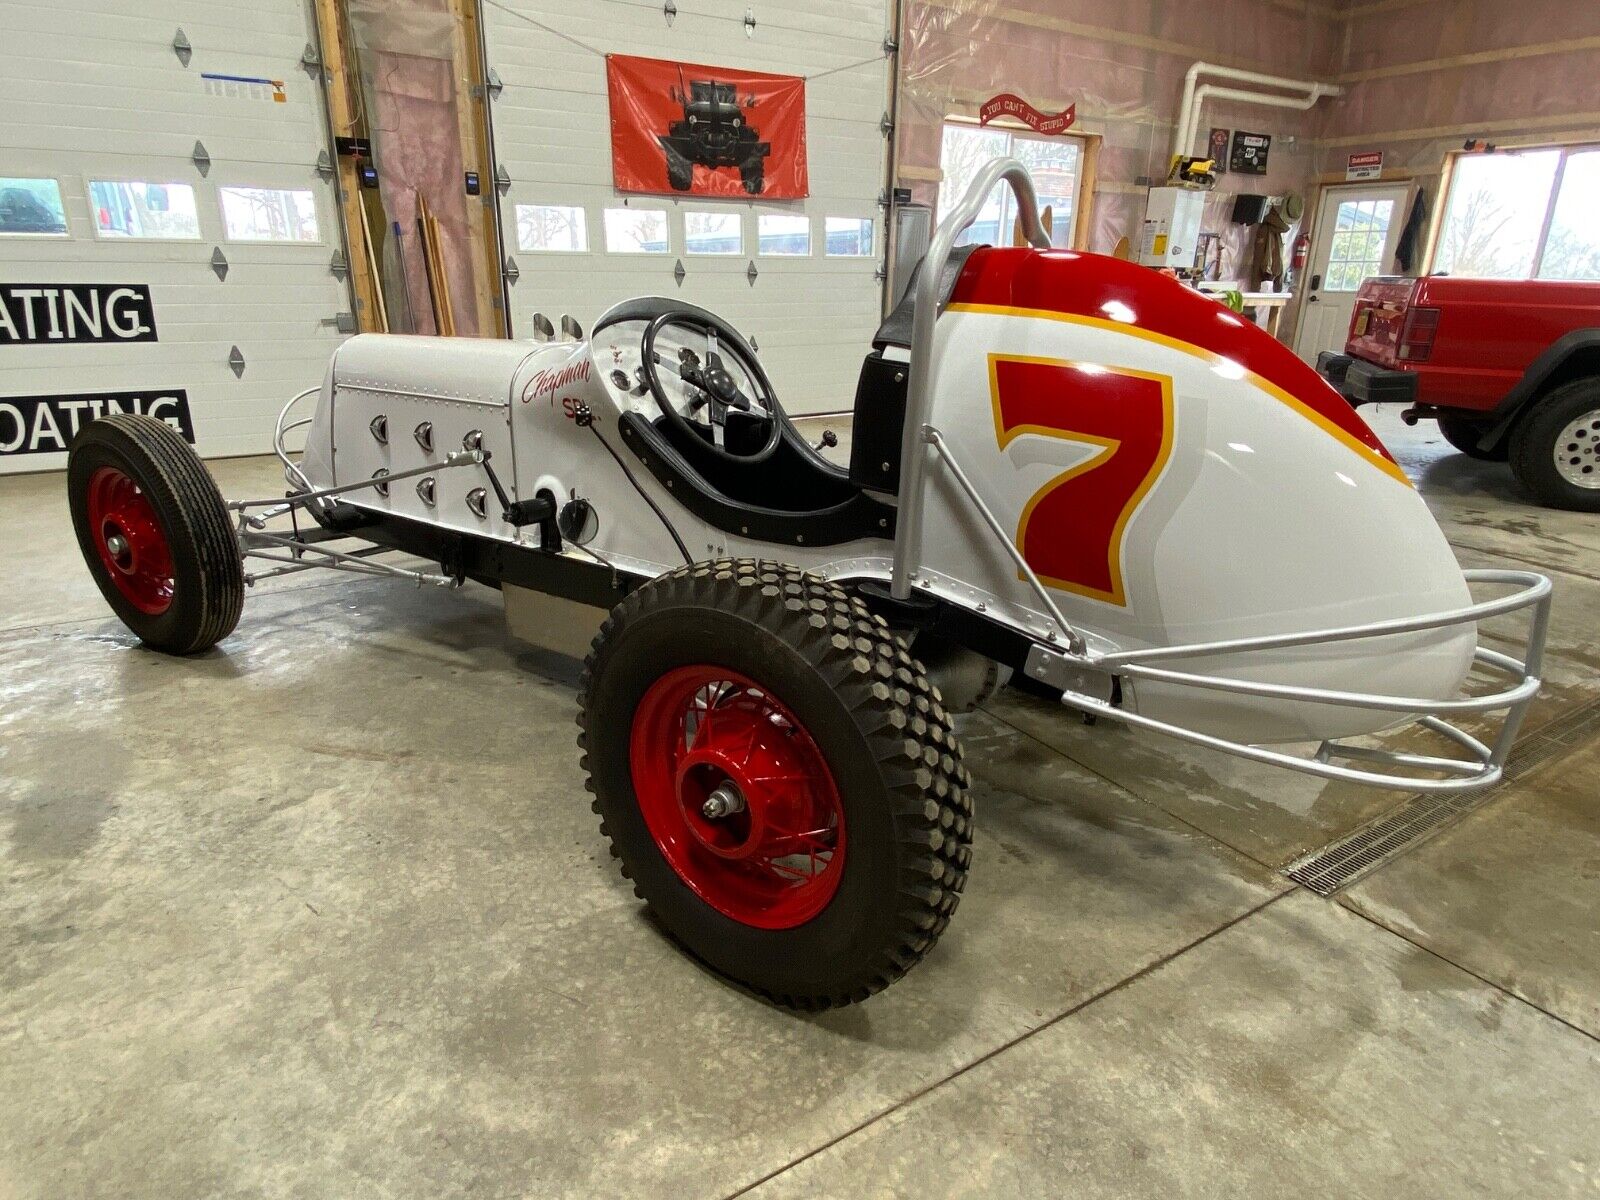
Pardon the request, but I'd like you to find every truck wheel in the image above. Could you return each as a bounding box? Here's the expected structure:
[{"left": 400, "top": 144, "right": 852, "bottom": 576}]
[
  {"left": 67, "top": 414, "right": 244, "bottom": 654},
  {"left": 1509, "top": 379, "right": 1600, "bottom": 511},
  {"left": 1437, "top": 415, "right": 1507, "bottom": 462},
  {"left": 665, "top": 154, "right": 693, "bottom": 192},
  {"left": 578, "top": 560, "right": 972, "bottom": 1008}
]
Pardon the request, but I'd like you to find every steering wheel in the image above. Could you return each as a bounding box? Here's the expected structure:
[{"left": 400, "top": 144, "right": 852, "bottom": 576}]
[{"left": 640, "top": 309, "right": 781, "bottom": 465}]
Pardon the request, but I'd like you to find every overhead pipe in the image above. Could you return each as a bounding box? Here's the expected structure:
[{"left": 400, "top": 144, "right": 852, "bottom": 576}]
[{"left": 1172, "top": 61, "right": 1343, "bottom": 161}]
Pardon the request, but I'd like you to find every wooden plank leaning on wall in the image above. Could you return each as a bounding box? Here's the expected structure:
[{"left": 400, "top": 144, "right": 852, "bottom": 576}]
[
  {"left": 449, "top": 0, "right": 506, "bottom": 338},
  {"left": 311, "top": 0, "right": 384, "bottom": 333}
]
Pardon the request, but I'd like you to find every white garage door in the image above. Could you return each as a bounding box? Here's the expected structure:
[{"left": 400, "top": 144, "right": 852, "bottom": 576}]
[
  {"left": 0, "top": 0, "right": 348, "bottom": 474},
  {"left": 482, "top": 0, "right": 894, "bottom": 416}
]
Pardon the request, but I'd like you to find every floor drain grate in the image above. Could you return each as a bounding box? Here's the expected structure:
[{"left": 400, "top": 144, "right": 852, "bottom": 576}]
[{"left": 1284, "top": 695, "right": 1600, "bottom": 896}]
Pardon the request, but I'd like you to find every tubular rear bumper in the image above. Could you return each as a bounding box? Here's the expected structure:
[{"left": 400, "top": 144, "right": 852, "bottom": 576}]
[{"left": 1318, "top": 352, "right": 1418, "bottom": 406}]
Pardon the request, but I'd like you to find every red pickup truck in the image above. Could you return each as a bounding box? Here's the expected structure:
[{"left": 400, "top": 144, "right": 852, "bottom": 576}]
[{"left": 1318, "top": 275, "right": 1600, "bottom": 510}]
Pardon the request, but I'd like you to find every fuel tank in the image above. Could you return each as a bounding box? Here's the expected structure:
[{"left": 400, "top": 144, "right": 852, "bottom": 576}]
[{"left": 920, "top": 249, "right": 1476, "bottom": 743}]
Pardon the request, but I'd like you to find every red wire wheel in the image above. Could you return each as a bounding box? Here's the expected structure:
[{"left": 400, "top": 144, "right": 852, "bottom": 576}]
[
  {"left": 630, "top": 665, "right": 846, "bottom": 929},
  {"left": 580, "top": 560, "right": 974, "bottom": 1009},
  {"left": 67, "top": 414, "right": 244, "bottom": 655},
  {"left": 84, "top": 466, "right": 176, "bottom": 615}
]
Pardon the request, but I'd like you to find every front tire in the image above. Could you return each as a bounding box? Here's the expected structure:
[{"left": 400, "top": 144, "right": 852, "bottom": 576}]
[
  {"left": 67, "top": 414, "right": 244, "bottom": 654},
  {"left": 578, "top": 560, "right": 972, "bottom": 1008},
  {"left": 1509, "top": 378, "right": 1600, "bottom": 511},
  {"left": 1437, "top": 414, "right": 1507, "bottom": 462}
]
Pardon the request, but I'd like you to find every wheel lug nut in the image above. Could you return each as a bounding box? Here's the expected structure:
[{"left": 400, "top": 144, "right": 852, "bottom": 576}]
[{"left": 701, "top": 784, "right": 746, "bottom": 819}]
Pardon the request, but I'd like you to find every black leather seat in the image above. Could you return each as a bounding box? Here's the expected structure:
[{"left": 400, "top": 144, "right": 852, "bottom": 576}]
[
  {"left": 870, "top": 243, "right": 985, "bottom": 350},
  {"left": 848, "top": 244, "right": 986, "bottom": 493}
]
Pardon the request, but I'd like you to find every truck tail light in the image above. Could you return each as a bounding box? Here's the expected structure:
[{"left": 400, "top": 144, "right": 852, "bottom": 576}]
[{"left": 1399, "top": 307, "right": 1441, "bottom": 362}]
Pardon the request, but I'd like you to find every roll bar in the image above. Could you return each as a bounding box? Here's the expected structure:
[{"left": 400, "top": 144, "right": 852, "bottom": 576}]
[{"left": 891, "top": 157, "right": 1050, "bottom": 604}]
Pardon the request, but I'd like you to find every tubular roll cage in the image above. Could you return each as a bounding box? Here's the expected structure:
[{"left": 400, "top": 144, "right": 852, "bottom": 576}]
[{"left": 889, "top": 157, "right": 1552, "bottom": 793}]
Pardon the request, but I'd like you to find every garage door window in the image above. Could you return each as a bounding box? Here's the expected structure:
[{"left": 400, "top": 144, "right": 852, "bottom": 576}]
[
  {"left": 605, "top": 207, "right": 669, "bottom": 254},
  {"left": 516, "top": 204, "right": 587, "bottom": 252},
  {"left": 1433, "top": 144, "right": 1600, "bottom": 281},
  {"left": 0, "top": 178, "right": 68, "bottom": 236},
  {"left": 940, "top": 122, "right": 1085, "bottom": 248},
  {"left": 685, "top": 211, "right": 742, "bottom": 255},
  {"left": 89, "top": 181, "right": 200, "bottom": 240},
  {"left": 219, "top": 187, "right": 320, "bottom": 243},
  {"left": 825, "top": 217, "right": 874, "bottom": 257},
  {"left": 758, "top": 213, "right": 809, "bottom": 255}
]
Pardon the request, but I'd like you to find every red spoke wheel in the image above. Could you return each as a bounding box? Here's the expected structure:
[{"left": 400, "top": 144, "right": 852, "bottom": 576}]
[
  {"left": 68, "top": 414, "right": 244, "bottom": 655},
  {"left": 580, "top": 560, "right": 972, "bottom": 1009},
  {"left": 630, "top": 666, "right": 847, "bottom": 929}
]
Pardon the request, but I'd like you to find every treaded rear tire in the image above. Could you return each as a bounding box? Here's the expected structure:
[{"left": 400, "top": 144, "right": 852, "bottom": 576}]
[
  {"left": 67, "top": 414, "right": 244, "bottom": 654},
  {"left": 1508, "top": 377, "right": 1600, "bottom": 511},
  {"left": 577, "top": 559, "right": 972, "bottom": 1008},
  {"left": 1437, "top": 414, "right": 1506, "bottom": 462}
]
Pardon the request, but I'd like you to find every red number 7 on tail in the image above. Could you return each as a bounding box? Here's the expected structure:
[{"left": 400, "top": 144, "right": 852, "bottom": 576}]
[{"left": 988, "top": 354, "right": 1174, "bottom": 606}]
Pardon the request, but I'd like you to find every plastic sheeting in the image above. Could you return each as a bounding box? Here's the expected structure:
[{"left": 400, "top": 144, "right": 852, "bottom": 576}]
[
  {"left": 347, "top": 0, "right": 481, "bottom": 336},
  {"left": 1316, "top": 0, "right": 1600, "bottom": 179},
  {"left": 898, "top": 0, "right": 1335, "bottom": 289}
]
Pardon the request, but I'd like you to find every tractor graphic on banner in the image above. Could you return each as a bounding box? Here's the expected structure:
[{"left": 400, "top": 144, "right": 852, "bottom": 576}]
[{"left": 660, "top": 72, "right": 770, "bottom": 195}]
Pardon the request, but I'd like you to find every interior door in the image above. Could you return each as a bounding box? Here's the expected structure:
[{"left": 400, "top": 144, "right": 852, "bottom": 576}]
[{"left": 1293, "top": 183, "right": 1411, "bottom": 365}]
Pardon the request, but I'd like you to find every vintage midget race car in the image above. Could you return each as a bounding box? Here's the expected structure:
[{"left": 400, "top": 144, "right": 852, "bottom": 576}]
[{"left": 67, "top": 160, "right": 1551, "bottom": 1008}]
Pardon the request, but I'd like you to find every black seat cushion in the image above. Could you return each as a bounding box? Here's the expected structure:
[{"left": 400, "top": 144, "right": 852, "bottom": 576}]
[{"left": 872, "top": 243, "right": 986, "bottom": 350}]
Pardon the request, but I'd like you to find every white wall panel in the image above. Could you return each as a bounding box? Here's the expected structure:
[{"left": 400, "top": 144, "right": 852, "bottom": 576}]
[
  {"left": 482, "top": 0, "right": 893, "bottom": 415},
  {"left": 0, "top": 0, "right": 347, "bottom": 473}
]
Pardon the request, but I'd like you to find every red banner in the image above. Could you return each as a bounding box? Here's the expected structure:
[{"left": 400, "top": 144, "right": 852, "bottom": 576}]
[
  {"left": 606, "top": 54, "right": 808, "bottom": 199},
  {"left": 978, "top": 93, "right": 1076, "bottom": 136}
]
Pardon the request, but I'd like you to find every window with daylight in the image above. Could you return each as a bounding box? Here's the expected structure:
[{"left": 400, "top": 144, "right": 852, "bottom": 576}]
[
  {"left": 516, "top": 204, "right": 587, "bottom": 252},
  {"left": 604, "top": 207, "right": 669, "bottom": 254},
  {"left": 219, "top": 187, "right": 319, "bottom": 242},
  {"left": 1323, "top": 198, "right": 1397, "bottom": 292},
  {"left": 685, "top": 210, "right": 742, "bottom": 255},
  {"left": 939, "top": 122, "right": 1085, "bottom": 248},
  {"left": 757, "top": 213, "right": 810, "bottom": 255},
  {"left": 1433, "top": 144, "right": 1600, "bottom": 281},
  {"left": 89, "top": 181, "right": 201, "bottom": 240},
  {"left": 0, "top": 178, "right": 68, "bottom": 236},
  {"left": 824, "top": 216, "right": 874, "bottom": 257}
]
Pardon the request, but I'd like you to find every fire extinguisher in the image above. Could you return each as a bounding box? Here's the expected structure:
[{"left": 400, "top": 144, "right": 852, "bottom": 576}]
[{"left": 1291, "top": 232, "right": 1310, "bottom": 272}]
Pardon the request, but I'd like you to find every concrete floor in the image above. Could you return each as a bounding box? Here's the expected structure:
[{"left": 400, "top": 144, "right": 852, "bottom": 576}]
[{"left": 2, "top": 407, "right": 1598, "bottom": 1198}]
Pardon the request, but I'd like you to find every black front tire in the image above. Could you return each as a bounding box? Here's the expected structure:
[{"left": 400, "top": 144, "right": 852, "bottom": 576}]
[
  {"left": 67, "top": 414, "right": 244, "bottom": 654},
  {"left": 1508, "top": 378, "right": 1600, "bottom": 511},
  {"left": 578, "top": 560, "right": 972, "bottom": 1009},
  {"left": 1437, "top": 414, "right": 1507, "bottom": 462}
]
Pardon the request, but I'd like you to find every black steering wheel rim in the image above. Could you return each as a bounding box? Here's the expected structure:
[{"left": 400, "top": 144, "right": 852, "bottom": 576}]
[{"left": 640, "top": 309, "right": 782, "bottom": 465}]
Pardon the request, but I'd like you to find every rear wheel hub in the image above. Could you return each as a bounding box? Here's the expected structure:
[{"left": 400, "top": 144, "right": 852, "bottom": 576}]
[{"left": 86, "top": 466, "right": 175, "bottom": 615}]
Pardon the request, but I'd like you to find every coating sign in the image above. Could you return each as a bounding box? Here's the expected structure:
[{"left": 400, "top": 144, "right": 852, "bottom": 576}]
[
  {"left": 0, "top": 390, "right": 193, "bottom": 456},
  {"left": 0, "top": 283, "right": 157, "bottom": 345}
]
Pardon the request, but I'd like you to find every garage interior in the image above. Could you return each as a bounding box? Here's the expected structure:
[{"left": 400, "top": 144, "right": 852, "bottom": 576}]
[{"left": 4, "top": 0, "right": 1600, "bottom": 1196}]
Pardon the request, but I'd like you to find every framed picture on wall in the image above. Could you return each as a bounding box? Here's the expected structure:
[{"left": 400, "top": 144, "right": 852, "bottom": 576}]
[
  {"left": 1230, "top": 131, "right": 1271, "bottom": 175},
  {"left": 1208, "top": 127, "right": 1231, "bottom": 168}
]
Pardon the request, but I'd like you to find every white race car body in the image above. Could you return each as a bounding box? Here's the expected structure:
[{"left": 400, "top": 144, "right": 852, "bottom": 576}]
[{"left": 303, "top": 246, "right": 1480, "bottom": 747}]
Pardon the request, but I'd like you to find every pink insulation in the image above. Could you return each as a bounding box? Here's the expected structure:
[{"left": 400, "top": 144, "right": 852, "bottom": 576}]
[
  {"left": 347, "top": 0, "right": 480, "bottom": 336},
  {"left": 899, "top": 0, "right": 1336, "bottom": 279},
  {"left": 898, "top": 0, "right": 1600, "bottom": 340}
]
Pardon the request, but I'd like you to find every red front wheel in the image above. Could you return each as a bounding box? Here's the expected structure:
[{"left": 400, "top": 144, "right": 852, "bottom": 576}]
[
  {"left": 68, "top": 414, "right": 244, "bottom": 654},
  {"left": 579, "top": 560, "right": 972, "bottom": 1009}
]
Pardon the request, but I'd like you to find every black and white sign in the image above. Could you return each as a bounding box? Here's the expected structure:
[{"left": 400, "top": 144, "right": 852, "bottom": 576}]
[
  {"left": 0, "top": 390, "right": 193, "bottom": 456},
  {"left": 0, "top": 283, "right": 157, "bottom": 345},
  {"left": 1229, "top": 131, "right": 1271, "bottom": 176}
]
